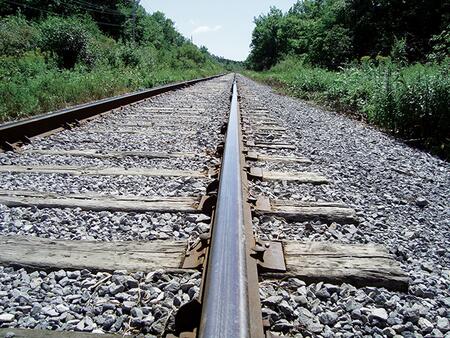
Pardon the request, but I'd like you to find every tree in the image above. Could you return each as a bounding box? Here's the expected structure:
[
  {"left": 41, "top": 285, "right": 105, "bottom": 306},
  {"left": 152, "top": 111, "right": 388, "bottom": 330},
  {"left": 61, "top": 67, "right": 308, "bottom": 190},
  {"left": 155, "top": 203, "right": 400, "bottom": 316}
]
[{"left": 247, "top": 7, "right": 283, "bottom": 70}]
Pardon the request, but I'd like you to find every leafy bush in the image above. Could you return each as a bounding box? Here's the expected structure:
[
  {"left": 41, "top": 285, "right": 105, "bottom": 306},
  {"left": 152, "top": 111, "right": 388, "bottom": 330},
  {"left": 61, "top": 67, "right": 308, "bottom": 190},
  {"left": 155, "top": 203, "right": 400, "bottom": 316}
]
[
  {"left": 0, "top": 15, "right": 39, "bottom": 56},
  {"left": 0, "top": 11, "right": 222, "bottom": 123},
  {"left": 37, "top": 16, "right": 99, "bottom": 69},
  {"left": 246, "top": 58, "right": 450, "bottom": 159}
]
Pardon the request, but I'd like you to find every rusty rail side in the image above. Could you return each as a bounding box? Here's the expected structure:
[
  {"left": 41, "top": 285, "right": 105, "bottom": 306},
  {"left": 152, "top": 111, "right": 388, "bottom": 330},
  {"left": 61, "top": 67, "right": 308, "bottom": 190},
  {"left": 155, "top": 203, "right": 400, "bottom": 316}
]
[{"left": 0, "top": 74, "right": 225, "bottom": 150}]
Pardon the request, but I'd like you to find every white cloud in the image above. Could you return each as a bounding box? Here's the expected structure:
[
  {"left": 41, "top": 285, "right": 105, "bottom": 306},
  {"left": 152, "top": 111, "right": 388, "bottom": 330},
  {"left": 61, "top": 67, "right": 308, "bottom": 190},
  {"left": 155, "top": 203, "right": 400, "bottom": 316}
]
[{"left": 192, "top": 25, "right": 222, "bottom": 34}]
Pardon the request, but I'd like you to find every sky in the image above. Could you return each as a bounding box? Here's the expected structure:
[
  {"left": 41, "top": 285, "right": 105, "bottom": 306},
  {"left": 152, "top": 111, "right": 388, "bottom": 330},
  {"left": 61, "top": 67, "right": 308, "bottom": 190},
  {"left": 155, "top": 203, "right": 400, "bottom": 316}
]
[{"left": 141, "top": 1, "right": 298, "bottom": 61}]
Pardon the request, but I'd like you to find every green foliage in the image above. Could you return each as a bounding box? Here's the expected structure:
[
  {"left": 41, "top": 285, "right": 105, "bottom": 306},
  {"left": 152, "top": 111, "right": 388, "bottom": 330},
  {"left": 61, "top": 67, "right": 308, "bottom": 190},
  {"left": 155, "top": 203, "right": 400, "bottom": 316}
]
[
  {"left": 247, "top": 0, "right": 448, "bottom": 70},
  {"left": 0, "top": 8, "right": 223, "bottom": 122},
  {"left": 428, "top": 26, "right": 450, "bottom": 63},
  {"left": 390, "top": 37, "right": 408, "bottom": 65},
  {"left": 37, "top": 16, "right": 99, "bottom": 69},
  {"left": 247, "top": 58, "right": 449, "bottom": 159},
  {"left": 0, "top": 15, "right": 39, "bottom": 56}
]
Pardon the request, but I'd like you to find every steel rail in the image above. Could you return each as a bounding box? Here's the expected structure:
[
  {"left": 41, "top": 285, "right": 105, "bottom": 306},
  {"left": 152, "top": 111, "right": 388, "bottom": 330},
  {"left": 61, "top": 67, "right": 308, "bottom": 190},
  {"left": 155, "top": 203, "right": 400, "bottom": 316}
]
[
  {"left": 198, "top": 79, "right": 264, "bottom": 338},
  {"left": 0, "top": 74, "right": 224, "bottom": 150}
]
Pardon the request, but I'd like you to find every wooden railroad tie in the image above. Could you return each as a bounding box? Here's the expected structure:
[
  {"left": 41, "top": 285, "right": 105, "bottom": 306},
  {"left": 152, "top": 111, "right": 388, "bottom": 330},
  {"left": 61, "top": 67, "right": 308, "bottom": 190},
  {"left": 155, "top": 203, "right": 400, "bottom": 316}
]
[
  {"left": 246, "top": 140, "right": 296, "bottom": 150},
  {"left": 246, "top": 151, "right": 312, "bottom": 164},
  {"left": 0, "top": 190, "right": 201, "bottom": 213},
  {"left": 0, "top": 165, "right": 210, "bottom": 178},
  {"left": 0, "top": 329, "right": 120, "bottom": 338},
  {"left": 0, "top": 235, "right": 408, "bottom": 292},
  {"left": 19, "top": 149, "right": 200, "bottom": 159},
  {"left": 254, "top": 196, "right": 358, "bottom": 224},
  {"left": 248, "top": 167, "right": 328, "bottom": 184}
]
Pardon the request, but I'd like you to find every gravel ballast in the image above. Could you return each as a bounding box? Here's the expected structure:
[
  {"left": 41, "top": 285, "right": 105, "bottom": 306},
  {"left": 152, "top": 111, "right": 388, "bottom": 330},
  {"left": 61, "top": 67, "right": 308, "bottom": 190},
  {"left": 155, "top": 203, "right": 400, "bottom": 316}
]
[
  {"left": 0, "top": 172, "right": 210, "bottom": 197},
  {"left": 0, "top": 206, "right": 210, "bottom": 243},
  {"left": 0, "top": 267, "right": 200, "bottom": 336},
  {"left": 238, "top": 75, "right": 449, "bottom": 337},
  {"left": 0, "top": 76, "right": 229, "bottom": 336}
]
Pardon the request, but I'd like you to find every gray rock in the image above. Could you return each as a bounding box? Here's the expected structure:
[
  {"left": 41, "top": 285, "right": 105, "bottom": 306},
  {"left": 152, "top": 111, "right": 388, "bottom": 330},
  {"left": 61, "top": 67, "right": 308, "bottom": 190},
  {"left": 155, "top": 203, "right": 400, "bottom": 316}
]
[
  {"left": 263, "top": 295, "right": 283, "bottom": 307},
  {"left": 369, "top": 308, "right": 388, "bottom": 322},
  {"left": 318, "top": 311, "right": 338, "bottom": 326},
  {"left": 131, "top": 307, "right": 144, "bottom": 318},
  {"left": 67, "top": 271, "right": 81, "bottom": 279},
  {"left": 293, "top": 295, "right": 308, "bottom": 306},
  {"left": 42, "top": 306, "right": 59, "bottom": 317},
  {"left": 272, "top": 319, "right": 294, "bottom": 332},
  {"left": 307, "top": 320, "right": 324, "bottom": 333},
  {"left": 54, "top": 270, "right": 66, "bottom": 281},
  {"left": 429, "top": 329, "right": 443, "bottom": 337},
  {"left": 262, "top": 308, "right": 280, "bottom": 324},
  {"left": 278, "top": 300, "right": 294, "bottom": 317},
  {"left": 410, "top": 284, "right": 435, "bottom": 298},
  {"left": 315, "top": 288, "right": 331, "bottom": 300},
  {"left": 108, "top": 284, "right": 124, "bottom": 296},
  {"left": 0, "top": 313, "right": 15, "bottom": 323},
  {"left": 164, "top": 281, "right": 180, "bottom": 293},
  {"left": 418, "top": 318, "right": 433, "bottom": 333},
  {"left": 383, "top": 327, "right": 396, "bottom": 337},
  {"left": 56, "top": 304, "right": 69, "bottom": 313},
  {"left": 436, "top": 317, "right": 448, "bottom": 332},
  {"left": 102, "top": 315, "right": 116, "bottom": 330},
  {"left": 415, "top": 197, "right": 429, "bottom": 207}
]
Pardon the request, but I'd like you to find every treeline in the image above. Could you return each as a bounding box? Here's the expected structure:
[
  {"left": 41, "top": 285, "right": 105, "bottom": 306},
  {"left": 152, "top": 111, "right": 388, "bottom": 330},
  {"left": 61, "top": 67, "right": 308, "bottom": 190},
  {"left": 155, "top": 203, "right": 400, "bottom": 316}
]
[
  {"left": 247, "top": 0, "right": 449, "bottom": 70},
  {"left": 246, "top": 0, "right": 449, "bottom": 159},
  {"left": 0, "top": 0, "right": 222, "bottom": 121}
]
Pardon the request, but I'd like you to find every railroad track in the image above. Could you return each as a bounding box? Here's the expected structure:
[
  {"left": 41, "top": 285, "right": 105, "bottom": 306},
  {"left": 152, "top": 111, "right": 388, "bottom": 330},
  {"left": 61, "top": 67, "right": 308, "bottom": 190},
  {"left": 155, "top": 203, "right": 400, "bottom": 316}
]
[{"left": 0, "top": 74, "right": 413, "bottom": 337}]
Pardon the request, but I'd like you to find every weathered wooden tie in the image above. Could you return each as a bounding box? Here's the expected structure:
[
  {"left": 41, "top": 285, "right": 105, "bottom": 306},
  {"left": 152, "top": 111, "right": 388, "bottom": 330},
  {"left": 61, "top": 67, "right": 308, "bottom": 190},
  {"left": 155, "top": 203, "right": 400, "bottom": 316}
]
[
  {"left": 0, "top": 165, "right": 207, "bottom": 178},
  {"left": 0, "top": 190, "right": 200, "bottom": 213},
  {"left": 87, "top": 128, "right": 197, "bottom": 135},
  {"left": 246, "top": 151, "right": 311, "bottom": 164},
  {"left": 0, "top": 329, "right": 120, "bottom": 338},
  {"left": 271, "top": 242, "right": 408, "bottom": 292},
  {"left": 255, "top": 196, "right": 358, "bottom": 224},
  {"left": 246, "top": 140, "right": 296, "bottom": 150},
  {"left": 249, "top": 167, "right": 328, "bottom": 183},
  {"left": 0, "top": 236, "right": 407, "bottom": 291},
  {"left": 0, "top": 236, "right": 186, "bottom": 272},
  {"left": 20, "top": 149, "right": 199, "bottom": 159}
]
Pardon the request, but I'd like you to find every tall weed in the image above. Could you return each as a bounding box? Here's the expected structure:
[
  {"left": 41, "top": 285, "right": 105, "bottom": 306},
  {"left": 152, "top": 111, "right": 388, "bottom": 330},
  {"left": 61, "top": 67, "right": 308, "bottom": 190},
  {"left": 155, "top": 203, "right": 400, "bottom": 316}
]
[{"left": 246, "top": 57, "right": 449, "bottom": 159}]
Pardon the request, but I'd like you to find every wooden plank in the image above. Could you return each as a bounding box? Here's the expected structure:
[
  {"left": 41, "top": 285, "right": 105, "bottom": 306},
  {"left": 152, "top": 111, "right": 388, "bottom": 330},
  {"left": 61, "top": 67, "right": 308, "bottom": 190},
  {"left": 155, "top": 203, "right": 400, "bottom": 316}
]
[
  {"left": 0, "top": 190, "right": 200, "bottom": 213},
  {"left": 0, "top": 329, "right": 120, "bottom": 338},
  {"left": 247, "top": 141, "right": 296, "bottom": 150},
  {"left": 246, "top": 152, "right": 311, "bottom": 164},
  {"left": 142, "top": 107, "right": 206, "bottom": 112},
  {"left": 0, "top": 165, "right": 206, "bottom": 178},
  {"left": 87, "top": 128, "right": 196, "bottom": 135},
  {"left": 275, "top": 241, "right": 409, "bottom": 292},
  {"left": 0, "top": 235, "right": 186, "bottom": 272},
  {"left": 249, "top": 167, "right": 328, "bottom": 183},
  {"left": 126, "top": 113, "right": 203, "bottom": 118},
  {"left": 254, "top": 126, "right": 286, "bottom": 132},
  {"left": 21, "top": 149, "right": 199, "bottom": 159},
  {"left": 243, "top": 118, "right": 278, "bottom": 124},
  {"left": 255, "top": 196, "right": 358, "bottom": 224},
  {"left": 119, "top": 121, "right": 199, "bottom": 127}
]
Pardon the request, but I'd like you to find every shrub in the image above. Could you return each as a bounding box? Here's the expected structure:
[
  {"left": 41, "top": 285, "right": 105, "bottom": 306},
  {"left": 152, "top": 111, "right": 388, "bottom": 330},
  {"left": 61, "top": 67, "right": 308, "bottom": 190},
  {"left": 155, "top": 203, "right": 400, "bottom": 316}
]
[
  {"left": 37, "top": 16, "right": 98, "bottom": 69},
  {"left": 246, "top": 59, "right": 450, "bottom": 159},
  {"left": 0, "top": 15, "right": 39, "bottom": 56}
]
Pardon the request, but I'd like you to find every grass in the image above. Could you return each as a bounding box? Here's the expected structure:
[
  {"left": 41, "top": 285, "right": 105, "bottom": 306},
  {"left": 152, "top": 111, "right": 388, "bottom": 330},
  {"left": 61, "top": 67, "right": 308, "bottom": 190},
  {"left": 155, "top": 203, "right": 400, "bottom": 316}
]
[
  {"left": 0, "top": 15, "right": 224, "bottom": 123},
  {"left": 245, "top": 57, "right": 449, "bottom": 160},
  {"left": 0, "top": 52, "right": 221, "bottom": 122}
]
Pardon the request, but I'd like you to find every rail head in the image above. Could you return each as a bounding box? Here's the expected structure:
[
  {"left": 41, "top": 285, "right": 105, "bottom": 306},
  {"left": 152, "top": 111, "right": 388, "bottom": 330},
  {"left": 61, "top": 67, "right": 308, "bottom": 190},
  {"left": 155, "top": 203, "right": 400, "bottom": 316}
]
[{"left": 197, "top": 79, "right": 264, "bottom": 338}]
